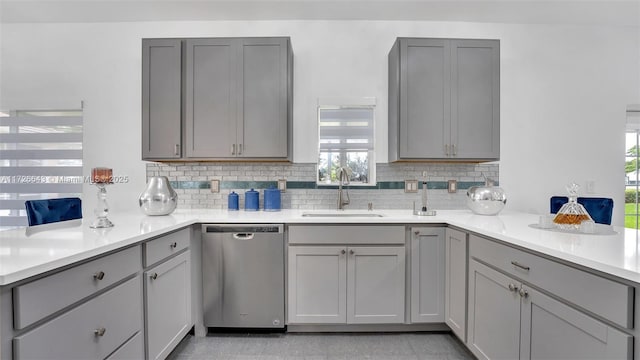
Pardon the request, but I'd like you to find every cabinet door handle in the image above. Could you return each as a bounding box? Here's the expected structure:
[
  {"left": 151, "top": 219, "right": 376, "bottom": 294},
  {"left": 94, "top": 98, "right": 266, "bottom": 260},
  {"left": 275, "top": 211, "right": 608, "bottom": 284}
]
[
  {"left": 174, "top": 144, "right": 180, "bottom": 156},
  {"left": 414, "top": 231, "right": 420, "bottom": 236},
  {"left": 151, "top": 273, "right": 158, "bottom": 280},
  {"left": 519, "top": 288, "right": 529, "bottom": 298},
  {"left": 94, "top": 327, "right": 106, "bottom": 337},
  {"left": 508, "top": 283, "right": 518, "bottom": 292},
  {"left": 231, "top": 144, "right": 236, "bottom": 155},
  {"left": 169, "top": 242, "right": 177, "bottom": 249},
  {"left": 238, "top": 144, "right": 243, "bottom": 155},
  {"left": 93, "top": 271, "right": 105, "bottom": 281},
  {"left": 445, "top": 144, "right": 449, "bottom": 156},
  {"left": 341, "top": 249, "right": 346, "bottom": 254},
  {"left": 349, "top": 249, "right": 354, "bottom": 255},
  {"left": 452, "top": 144, "right": 457, "bottom": 156},
  {"left": 511, "top": 261, "right": 530, "bottom": 271}
]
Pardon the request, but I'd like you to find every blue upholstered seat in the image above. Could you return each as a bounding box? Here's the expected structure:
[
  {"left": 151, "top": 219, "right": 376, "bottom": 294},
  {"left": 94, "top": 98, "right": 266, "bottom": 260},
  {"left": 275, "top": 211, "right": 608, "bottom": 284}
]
[
  {"left": 24, "top": 198, "right": 82, "bottom": 226},
  {"left": 550, "top": 196, "right": 613, "bottom": 225}
]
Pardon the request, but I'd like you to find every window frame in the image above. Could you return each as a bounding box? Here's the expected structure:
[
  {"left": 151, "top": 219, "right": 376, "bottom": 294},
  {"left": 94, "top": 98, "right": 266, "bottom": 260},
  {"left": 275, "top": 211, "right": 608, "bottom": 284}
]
[
  {"left": 316, "top": 98, "right": 376, "bottom": 187},
  {"left": 626, "top": 105, "right": 640, "bottom": 229}
]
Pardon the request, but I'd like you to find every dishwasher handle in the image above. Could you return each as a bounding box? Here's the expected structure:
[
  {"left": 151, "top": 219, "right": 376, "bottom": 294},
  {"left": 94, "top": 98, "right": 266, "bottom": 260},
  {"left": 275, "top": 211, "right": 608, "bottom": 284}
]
[
  {"left": 232, "top": 233, "right": 255, "bottom": 240},
  {"left": 203, "top": 224, "right": 283, "bottom": 234}
]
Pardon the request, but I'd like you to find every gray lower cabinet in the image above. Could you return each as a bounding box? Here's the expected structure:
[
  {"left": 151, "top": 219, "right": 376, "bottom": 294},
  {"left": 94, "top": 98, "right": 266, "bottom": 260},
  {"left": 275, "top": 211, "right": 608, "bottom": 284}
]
[
  {"left": 145, "top": 250, "right": 192, "bottom": 360},
  {"left": 4, "top": 229, "right": 193, "bottom": 360},
  {"left": 106, "top": 332, "right": 145, "bottom": 360},
  {"left": 13, "top": 276, "right": 142, "bottom": 360},
  {"left": 410, "top": 227, "right": 445, "bottom": 323},
  {"left": 468, "top": 254, "right": 633, "bottom": 360},
  {"left": 287, "top": 245, "right": 405, "bottom": 325},
  {"left": 13, "top": 245, "right": 141, "bottom": 330},
  {"left": 8, "top": 245, "right": 143, "bottom": 360},
  {"left": 388, "top": 37, "right": 499, "bottom": 161},
  {"left": 347, "top": 246, "right": 405, "bottom": 324},
  {"left": 444, "top": 228, "right": 467, "bottom": 342},
  {"left": 288, "top": 246, "right": 347, "bottom": 324},
  {"left": 142, "top": 38, "right": 182, "bottom": 160},
  {"left": 521, "top": 285, "right": 632, "bottom": 360},
  {"left": 142, "top": 37, "right": 293, "bottom": 161},
  {"left": 467, "top": 259, "right": 525, "bottom": 360}
]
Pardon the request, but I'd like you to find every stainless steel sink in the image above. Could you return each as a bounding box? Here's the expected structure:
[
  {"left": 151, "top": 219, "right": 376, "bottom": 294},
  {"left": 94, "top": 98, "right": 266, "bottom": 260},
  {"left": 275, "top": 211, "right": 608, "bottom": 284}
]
[{"left": 301, "top": 212, "right": 384, "bottom": 218}]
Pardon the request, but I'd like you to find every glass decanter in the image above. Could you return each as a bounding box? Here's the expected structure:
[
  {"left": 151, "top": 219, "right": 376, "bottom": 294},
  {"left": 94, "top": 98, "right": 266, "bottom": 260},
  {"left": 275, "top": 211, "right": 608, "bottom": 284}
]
[{"left": 553, "top": 183, "right": 592, "bottom": 230}]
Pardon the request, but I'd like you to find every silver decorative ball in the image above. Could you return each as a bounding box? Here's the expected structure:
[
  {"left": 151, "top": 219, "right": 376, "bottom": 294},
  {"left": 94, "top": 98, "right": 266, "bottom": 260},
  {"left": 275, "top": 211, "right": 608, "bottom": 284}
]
[{"left": 466, "top": 185, "right": 507, "bottom": 216}]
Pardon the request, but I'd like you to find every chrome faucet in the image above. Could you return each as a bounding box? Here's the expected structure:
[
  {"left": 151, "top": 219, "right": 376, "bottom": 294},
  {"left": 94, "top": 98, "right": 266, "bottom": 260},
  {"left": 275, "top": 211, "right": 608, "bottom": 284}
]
[{"left": 337, "top": 166, "right": 351, "bottom": 210}]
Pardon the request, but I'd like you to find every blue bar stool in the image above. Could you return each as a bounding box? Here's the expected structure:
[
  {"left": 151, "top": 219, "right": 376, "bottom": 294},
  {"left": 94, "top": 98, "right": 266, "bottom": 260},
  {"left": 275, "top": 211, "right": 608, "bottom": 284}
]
[
  {"left": 24, "top": 198, "right": 82, "bottom": 226},
  {"left": 550, "top": 196, "right": 613, "bottom": 225}
]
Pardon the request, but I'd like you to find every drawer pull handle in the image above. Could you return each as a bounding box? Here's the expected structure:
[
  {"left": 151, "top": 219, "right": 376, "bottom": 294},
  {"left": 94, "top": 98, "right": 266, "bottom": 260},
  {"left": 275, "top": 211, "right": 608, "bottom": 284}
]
[
  {"left": 511, "top": 261, "right": 530, "bottom": 271},
  {"left": 170, "top": 242, "right": 177, "bottom": 249},
  {"left": 151, "top": 273, "right": 158, "bottom": 280},
  {"left": 508, "top": 283, "right": 518, "bottom": 292},
  {"left": 93, "top": 271, "right": 105, "bottom": 281},
  {"left": 519, "top": 288, "right": 529, "bottom": 298},
  {"left": 94, "top": 327, "right": 106, "bottom": 337}
]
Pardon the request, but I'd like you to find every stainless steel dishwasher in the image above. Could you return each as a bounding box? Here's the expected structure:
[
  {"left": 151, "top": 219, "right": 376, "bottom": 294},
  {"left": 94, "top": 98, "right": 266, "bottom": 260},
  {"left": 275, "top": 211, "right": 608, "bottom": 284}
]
[{"left": 202, "top": 224, "right": 285, "bottom": 329}]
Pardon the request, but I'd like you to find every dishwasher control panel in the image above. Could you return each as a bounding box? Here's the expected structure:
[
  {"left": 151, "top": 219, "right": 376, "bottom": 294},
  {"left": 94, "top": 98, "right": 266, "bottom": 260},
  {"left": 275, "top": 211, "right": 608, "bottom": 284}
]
[{"left": 204, "top": 224, "right": 283, "bottom": 233}]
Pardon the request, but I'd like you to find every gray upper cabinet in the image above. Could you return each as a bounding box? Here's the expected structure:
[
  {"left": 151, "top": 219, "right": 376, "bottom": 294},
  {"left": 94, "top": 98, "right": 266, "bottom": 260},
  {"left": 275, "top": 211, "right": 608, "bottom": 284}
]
[
  {"left": 388, "top": 38, "right": 499, "bottom": 162},
  {"left": 451, "top": 40, "right": 500, "bottom": 159},
  {"left": 185, "top": 38, "right": 236, "bottom": 158},
  {"left": 142, "top": 39, "right": 182, "bottom": 160},
  {"left": 239, "top": 38, "right": 290, "bottom": 158},
  {"left": 142, "top": 37, "right": 293, "bottom": 161}
]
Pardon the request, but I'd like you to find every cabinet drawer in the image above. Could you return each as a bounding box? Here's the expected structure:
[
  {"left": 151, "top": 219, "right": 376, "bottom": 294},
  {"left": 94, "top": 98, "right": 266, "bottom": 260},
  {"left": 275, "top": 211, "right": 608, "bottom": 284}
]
[
  {"left": 13, "top": 276, "right": 142, "bottom": 360},
  {"left": 13, "top": 245, "right": 141, "bottom": 330},
  {"left": 470, "top": 234, "right": 633, "bottom": 329},
  {"left": 144, "top": 227, "right": 190, "bottom": 267},
  {"left": 106, "top": 331, "right": 144, "bottom": 360},
  {"left": 288, "top": 225, "right": 405, "bottom": 245}
]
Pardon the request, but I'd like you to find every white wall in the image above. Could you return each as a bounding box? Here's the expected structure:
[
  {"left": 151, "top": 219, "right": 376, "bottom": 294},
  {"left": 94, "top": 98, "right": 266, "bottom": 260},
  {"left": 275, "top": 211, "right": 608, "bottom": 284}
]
[
  {"left": 1, "top": 20, "right": 638, "bottom": 224},
  {"left": 0, "top": 21, "right": 3, "bottom": 108}
]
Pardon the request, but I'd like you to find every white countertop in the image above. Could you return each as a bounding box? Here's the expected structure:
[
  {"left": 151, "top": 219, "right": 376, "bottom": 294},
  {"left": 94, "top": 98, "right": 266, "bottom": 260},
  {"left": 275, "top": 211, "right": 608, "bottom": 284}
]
[{"left": 1, "top": 208, "right": 639, "bottom": 286}]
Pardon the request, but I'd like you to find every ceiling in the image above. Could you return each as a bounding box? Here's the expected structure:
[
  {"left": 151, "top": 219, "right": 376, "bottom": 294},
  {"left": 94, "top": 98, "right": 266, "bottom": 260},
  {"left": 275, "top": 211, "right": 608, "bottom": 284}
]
[{"left": 1, "top": 0, "right": 638, "bottom": 26}]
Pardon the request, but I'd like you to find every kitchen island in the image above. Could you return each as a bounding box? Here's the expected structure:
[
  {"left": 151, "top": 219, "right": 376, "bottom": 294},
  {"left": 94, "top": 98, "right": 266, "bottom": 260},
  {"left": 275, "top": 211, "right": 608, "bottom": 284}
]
[{"left": 1, "top": 209, "right": 639, "bottom": 359}]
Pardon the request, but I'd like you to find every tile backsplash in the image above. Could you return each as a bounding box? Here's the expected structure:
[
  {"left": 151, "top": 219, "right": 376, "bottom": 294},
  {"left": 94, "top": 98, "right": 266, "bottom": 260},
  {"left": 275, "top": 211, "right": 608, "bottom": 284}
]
[{"left": 146, "top": 162, "right": 499, "bottom": 210}]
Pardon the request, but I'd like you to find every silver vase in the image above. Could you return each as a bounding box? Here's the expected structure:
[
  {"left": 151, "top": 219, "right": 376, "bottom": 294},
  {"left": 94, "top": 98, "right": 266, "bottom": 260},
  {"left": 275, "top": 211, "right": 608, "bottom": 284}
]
[
  {"left": 139, "top": 176, "right": 178, "bottom": 216},
  {"left": 466, "top": 177, "right": 507, "bottom": 216}
]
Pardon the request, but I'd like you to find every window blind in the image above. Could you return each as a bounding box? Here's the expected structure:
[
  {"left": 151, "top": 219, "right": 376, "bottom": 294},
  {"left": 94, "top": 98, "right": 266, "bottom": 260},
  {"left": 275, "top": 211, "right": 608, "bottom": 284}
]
[
  {"left": 0, "top": 110, "right": 83, "bottom": 229},
  {"left": 319, "top": 107, "right": 374, "bottom": 152}
]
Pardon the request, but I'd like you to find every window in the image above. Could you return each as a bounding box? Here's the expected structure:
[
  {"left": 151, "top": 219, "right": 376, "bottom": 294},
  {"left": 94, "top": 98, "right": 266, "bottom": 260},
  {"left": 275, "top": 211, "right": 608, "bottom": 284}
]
[
  {"left": 317, "top": 100, "right": 375, "bottom": 186},
  {"left": 625, "top": 105, "right": 640, "bottom": 229},
  {"left": 0, "top": 109, "right": 83, "bottom": 230}
]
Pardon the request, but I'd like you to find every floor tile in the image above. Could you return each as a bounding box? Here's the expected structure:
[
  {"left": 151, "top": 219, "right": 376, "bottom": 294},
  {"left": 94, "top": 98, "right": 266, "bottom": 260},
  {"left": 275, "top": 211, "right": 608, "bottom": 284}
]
[{"left": 168, "top": 332, "right": 475, "bottom": 360}]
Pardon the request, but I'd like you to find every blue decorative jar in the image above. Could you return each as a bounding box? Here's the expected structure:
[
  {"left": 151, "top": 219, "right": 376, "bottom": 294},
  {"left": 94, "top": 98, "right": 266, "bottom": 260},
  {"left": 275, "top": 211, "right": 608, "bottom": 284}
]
[
  {"left": 264, "top": 187, "right": 281, "bottom": 212},
  {"left": 244, "top": 188, "right": 259, "bottom": 211},
  {"left": 228, "top": 191, "right": 239, "bottom": 211}
]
